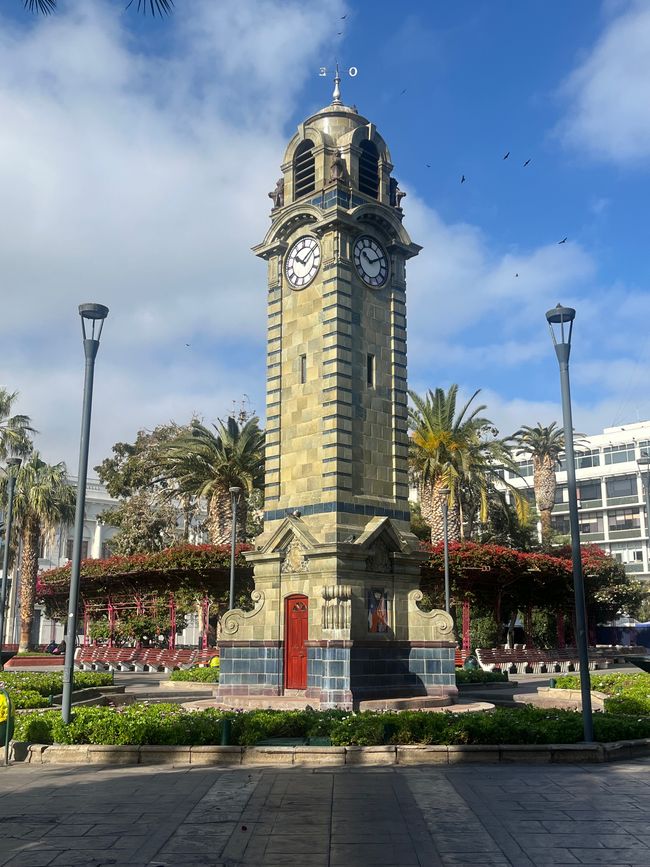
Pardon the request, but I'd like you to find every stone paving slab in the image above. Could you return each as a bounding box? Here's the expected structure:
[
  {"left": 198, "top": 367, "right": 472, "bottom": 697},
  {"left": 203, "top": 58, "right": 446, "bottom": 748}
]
[{"left": 1, "top": 760, "right": 650, "bottom": 865}]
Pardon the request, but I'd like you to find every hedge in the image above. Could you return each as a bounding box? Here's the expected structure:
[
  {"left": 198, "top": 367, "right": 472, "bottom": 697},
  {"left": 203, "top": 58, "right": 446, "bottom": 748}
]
[
  {"left": 555, "top": 672, "right": 650, "bottom": 716},
  {"left": 0, "top": 671, "right": 114, "bottom": 709},
  {"left": 13, "top": 704, "right": 650, "bottom": 747},
  {"left": 169, "top": 664, "right": 219, "bottom": 683}
]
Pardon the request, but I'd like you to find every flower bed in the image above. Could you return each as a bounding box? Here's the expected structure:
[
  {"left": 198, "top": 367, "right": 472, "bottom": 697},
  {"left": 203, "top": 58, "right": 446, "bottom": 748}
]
[
  {"left": 13, "top": 704, "right": 650, "bottom": 748},
  {"left": 555, "top": 672, "right": 650, "bottom": 716},
  {"left": 0, "top": 671, "right": 114, "bottom": 709},
  {"left": 168, "top": 663, "right": 219, "bottom": 683}
]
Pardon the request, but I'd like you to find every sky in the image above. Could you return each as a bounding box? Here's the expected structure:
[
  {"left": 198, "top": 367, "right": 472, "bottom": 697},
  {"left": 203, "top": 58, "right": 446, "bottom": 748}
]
[{"left": 1, "top": 0, "right": 650, "bottom": 472}]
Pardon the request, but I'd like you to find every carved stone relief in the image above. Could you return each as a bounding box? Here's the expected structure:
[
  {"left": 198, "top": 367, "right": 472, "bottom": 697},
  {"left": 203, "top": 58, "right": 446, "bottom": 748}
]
[
  {"left": 281, "top": 537, "right": 309, "bottom": 574},
  {"left": 365, "top": 539, "right": 393, "bottom": 573}
]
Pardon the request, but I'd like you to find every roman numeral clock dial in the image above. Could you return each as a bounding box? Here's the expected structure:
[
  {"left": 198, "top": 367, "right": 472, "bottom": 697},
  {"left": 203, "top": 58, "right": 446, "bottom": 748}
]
[
  {"left": 285, "top": 236, "right": 321, "bottom": 289},
  {"left": 353, "top": 236, "right": 388, "bottom": 287}
]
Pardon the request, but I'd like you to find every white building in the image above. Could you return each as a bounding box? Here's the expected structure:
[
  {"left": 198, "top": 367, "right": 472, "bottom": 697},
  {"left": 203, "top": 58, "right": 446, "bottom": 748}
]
[
  {"left": 505, "top": 421, "right": 650, "bottom": 581},
  {"left": 1, "top": 477, "right": 119, "bottom": 646}
]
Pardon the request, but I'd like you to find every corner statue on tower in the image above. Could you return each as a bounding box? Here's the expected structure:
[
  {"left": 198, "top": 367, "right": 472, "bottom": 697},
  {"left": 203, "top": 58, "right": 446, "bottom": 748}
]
[{"left": 215, "top": 69, "right": 456, "bottom": 711}]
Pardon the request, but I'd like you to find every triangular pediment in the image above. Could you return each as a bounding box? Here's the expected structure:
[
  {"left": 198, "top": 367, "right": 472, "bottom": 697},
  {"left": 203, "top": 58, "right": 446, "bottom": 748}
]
[
  {"left": 258, "top": 515, "right": 320, "bottom": 556},
  {"left": 353, "top": 517, "right": 406, "bottom": 553}
]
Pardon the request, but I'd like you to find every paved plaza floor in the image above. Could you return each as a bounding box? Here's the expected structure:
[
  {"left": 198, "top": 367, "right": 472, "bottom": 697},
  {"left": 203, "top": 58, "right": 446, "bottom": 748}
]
[{"left": 1, "top": 760, "right": 650, "bottom": 866}]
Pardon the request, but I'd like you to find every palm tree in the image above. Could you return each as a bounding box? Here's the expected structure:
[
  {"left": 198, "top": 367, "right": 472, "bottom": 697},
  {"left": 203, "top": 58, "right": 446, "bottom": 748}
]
[
  {"left": 409, "top": 385, "right": 525, "bottom": 544},
  {"left": 508, "top": 422, "right": 567, "bottom": 547},
  {"left": 0, "top": 454, "right": 75, "bottom": 651},
  {"left": 23, "top": 0, "right": 173, "bottom": 15},
  {"left": 157, "top": 416, "right": 264, "bottom": 545},
  {"left": 0, "top": 388, "right": 35, "bottom": 460}
]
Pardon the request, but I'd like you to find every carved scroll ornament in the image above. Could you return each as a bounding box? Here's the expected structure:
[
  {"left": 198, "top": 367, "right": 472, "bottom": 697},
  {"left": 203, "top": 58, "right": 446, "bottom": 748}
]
[
  {"left": 407, "top": 589, "right": 454, "bottom": 641},
  {"left": 221, "top": 590, "right": 265, "bottom": 637}
]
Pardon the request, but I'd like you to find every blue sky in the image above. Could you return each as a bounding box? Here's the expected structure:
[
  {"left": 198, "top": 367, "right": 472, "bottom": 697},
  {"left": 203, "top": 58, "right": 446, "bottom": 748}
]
[{"left": 1, "top": 0, "right": 649, "bottom": 469}]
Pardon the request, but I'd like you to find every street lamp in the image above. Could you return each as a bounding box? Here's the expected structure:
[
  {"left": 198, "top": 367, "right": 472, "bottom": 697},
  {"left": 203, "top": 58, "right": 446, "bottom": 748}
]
[
  {"left": 228, "top": 486, "right": 242, "bottom": 611},
  {"left": 546, "top": 303, "right": 594, "bottom": 742},
  {"left": 62, "top": 303, "right": 109, "bottom": 724},
  {"left": 0, "top": 458, "right": 21, "bottom": 669},
  {"left": 439, "top": 486, "right": 451, "bottom": 614}
]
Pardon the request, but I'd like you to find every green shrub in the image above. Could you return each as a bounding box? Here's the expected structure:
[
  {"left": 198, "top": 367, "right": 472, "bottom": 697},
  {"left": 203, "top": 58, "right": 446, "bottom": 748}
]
[
  {"left": 0, "top": 671, "right": 113, "bottom": 697},
  {"left": 169, "top": 664, "right": 219, "bottom": 683},
  {"left": 13, "top": 703, "right": 650, "bottom": 748},
  {"left": 455, "top": 669, "right": 509, "bottom": 685},
  {"left": 469, "top": 614, "right": 500, "bottom": 652},
  {"left": 555, "top": 672, "right": 650, "bottom": 716}
]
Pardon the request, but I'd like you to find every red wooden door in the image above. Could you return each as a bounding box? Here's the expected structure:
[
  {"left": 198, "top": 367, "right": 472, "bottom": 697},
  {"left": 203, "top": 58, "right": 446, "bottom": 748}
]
[{"left": 285, "top": 595, "right": 308, "bottom": 689}]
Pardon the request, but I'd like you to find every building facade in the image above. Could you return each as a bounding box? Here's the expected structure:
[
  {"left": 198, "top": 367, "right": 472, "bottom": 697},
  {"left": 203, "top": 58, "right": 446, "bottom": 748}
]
[{"left": 506, "top": 421, "right": 650, "bottom": 580}]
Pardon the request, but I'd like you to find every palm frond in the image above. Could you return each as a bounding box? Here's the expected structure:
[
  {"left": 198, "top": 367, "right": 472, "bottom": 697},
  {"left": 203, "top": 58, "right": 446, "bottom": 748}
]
[
  {"left": 125, "top": 0, "right": 174, "bottom": 16},
  {"left": 23, "top": 0, "right": 56, "bottom": 13}
]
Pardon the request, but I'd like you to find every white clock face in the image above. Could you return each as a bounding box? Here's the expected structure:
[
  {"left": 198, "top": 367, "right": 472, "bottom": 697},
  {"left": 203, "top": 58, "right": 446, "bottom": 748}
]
[
  {"left": 353, "top": 236, "right": 388, "bottom": 287},
  {"left": 285, "top": 236, "right": 321, "bottom": 289}
]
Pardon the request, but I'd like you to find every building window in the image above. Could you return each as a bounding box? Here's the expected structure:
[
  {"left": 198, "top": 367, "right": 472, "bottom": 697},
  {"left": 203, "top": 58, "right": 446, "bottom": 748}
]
[
  {"left": 604, "top": 442, "right": 636, "bottom": 465},
  {"left": 367, "top": 353, "right": 375, "bottom": 388},
  {"left": 554, "top": 486, "right": 566, "bottom": 505},
  {"left": 606, "top": 475, "right": 638, "bottom": 499},
  {"left": 559, "top": 448, "right": 601, "bottom": 471},
  {"left": 577, "top": 479, "right": 601, "bottom": 502},
  {"left": 608, "top": 509, "right": 640, "bottom": 532},
  {"left": 101, "top": 541, "right": 111, "bottom": 560},
  {"left": 580, "top": 515, "right": 604, "bottom": 535},
  {"left": 551, "top": 514, "right": 571, "bottom": 535},
  {"left": 511, "top": 460, "right": 533, "bottom": 479},
  {"left": 358, "top": 140, "right": 379, "bottom": 198},
  {"left": 299, "top": 354, "right": 307, "bottom": 384},
  {"left": 66, "top": 539, "right": 89, "bottom": 561},
  {"left": 293, "top": 139, "right": 315, "bottom": 199}
]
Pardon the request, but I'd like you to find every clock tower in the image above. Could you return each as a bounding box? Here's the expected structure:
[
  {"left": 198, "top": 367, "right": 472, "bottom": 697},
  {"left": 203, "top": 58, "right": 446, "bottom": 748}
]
[{"left": 217, "top": 73, "right": 456, "bottom": 709}]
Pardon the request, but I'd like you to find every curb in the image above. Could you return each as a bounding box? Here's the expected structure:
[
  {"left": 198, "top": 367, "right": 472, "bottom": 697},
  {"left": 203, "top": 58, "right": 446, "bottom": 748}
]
[{"left": 10, "top": 738, "right": 650, "bottom": 766}]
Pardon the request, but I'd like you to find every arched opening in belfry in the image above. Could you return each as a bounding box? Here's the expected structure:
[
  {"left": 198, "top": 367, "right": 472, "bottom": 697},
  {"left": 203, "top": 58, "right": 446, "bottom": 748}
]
[
  {"left": 358, "top": 140, "right": 380, "bottom": 198},
  {"left": 293, "top": 139, "right": 316, "bottom": 200}
]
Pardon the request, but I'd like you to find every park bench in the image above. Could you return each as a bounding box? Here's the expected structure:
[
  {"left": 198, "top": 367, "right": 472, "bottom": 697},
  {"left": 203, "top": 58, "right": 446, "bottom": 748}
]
[{"left": 75, "top": 646, "right": 219, "bottom": 673}]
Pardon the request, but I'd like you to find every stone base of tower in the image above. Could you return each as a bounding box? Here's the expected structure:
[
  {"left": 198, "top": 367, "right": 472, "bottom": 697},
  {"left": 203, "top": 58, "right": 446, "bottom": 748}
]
[
  {"left": 216, "top": 638, "right": 458, "bottom": 710},
  {"left": 215, "top": 515, "right": 458, "bottom": 711}
]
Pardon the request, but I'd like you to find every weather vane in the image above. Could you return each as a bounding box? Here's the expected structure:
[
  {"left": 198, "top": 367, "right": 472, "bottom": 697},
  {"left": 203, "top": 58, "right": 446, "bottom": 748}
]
[{"left": 319, "top": 62, "right": 358, "bottom": 106}]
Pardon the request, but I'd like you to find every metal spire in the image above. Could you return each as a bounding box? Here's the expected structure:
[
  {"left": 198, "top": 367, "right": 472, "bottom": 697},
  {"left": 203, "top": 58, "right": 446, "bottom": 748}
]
[{"left": 332, "top": 62, "right": 342, "bottom": 105}]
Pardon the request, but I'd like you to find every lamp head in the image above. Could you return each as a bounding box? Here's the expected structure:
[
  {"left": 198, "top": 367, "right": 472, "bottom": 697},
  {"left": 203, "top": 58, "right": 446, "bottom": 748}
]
[
  {"left": 229, "top": 486, "right": 242, "bottom": 495},
  {"left": 79, "top": 303, "right": 109, "bottom": 342},
  {"left": 6, "top": 457, "right": 21, "bottom": 469},
  {"left": 546, "top": 303, "right": 575, "bottom": 349}
]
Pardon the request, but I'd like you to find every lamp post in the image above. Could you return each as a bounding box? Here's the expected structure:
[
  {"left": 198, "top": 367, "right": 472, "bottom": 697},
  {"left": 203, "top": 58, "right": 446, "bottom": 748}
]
[
  {"left": 228, "top": 486, "right": 241, "bottom": 611},
  {"left": 546, "top": 303, "right": 594, "bottom": 742},
  {"left": 62, "top": 303, "right": 109, "bottom": 724},
  {"left": 0, "top": 458, "right": 21, "bottom": 668},
  {"left": 439, "top": 486, "right": 451, "bottom": 614}
]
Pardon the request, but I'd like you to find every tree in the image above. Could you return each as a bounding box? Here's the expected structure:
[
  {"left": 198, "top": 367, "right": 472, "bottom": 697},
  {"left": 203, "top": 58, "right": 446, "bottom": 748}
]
[
  {"left": 509, "top": 422, "right": 567, "bottom": 547},
  {"left": 409, "top": 385, "right": 524, "bottom": 544},
  {"left": 0, "top": 388, "right": 35, "bottom": 461},
  {"left": 23, "top": 0, "right": 173, "bottom": 16},
  {"left": 0, "top": 454, "right": 75, "bottom": 651},
  {"left": 157, "top": 416, "right": 264, "bottom": 545},
  {"left": 100, "top": 492, "right": 180, "bottom": 556},
  {"left": 95, "top": 422, "right": 198, "bottom": 543}
]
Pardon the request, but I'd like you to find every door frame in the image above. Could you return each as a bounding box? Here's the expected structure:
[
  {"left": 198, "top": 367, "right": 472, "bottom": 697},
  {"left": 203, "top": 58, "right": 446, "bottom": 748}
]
[{"left": 284, "top": 593, "right": 309, "bottom": 690}]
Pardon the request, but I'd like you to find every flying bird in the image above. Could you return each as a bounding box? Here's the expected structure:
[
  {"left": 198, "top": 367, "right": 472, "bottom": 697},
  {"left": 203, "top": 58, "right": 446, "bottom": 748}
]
[
  {"left": 523, "top": 159, "right": 531, "bottom": 166},
  {"left": 425, "top": 163, "right": 431, "bottom": 168},
  {"left": 461, "top": 174, "right": 466, "bottom": 183},
  {"left": 503, "top": 151, "right": 510, "bottom": 160},
  {"left": 185, "top": 343, "right": 190, "bottom": 347},
  {"left": 515, "top": 273, "right": 519, "bottom": 278},
  {"left": 341, "top": 14, "right": 347, "bottom": 18},
  {"left": 558, "top": 237, "right": 567, "bottom": 244},
  {"left": 400, "top": 89, "right": 407, "bottom": 95}
]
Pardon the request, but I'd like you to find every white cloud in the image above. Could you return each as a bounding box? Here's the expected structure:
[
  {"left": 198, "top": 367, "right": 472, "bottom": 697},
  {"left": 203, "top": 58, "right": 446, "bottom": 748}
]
[
  {"left": 558, "top": 0, "right": 650, "bottom": 164},
  {"left": 0, "top": 0, "right": 343, "bottom": 468}
]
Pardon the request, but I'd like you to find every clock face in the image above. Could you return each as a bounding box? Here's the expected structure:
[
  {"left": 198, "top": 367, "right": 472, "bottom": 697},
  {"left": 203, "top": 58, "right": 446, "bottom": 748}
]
[
  {"left": 285, "top": 236, "right": 321, "bottom": 289},
  {"left": 353, "top": 236, "right": 388, "bottom": 287}
]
